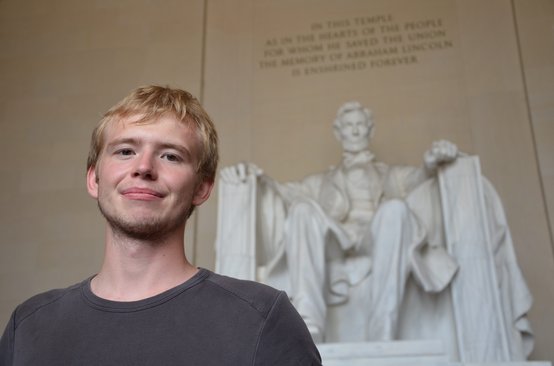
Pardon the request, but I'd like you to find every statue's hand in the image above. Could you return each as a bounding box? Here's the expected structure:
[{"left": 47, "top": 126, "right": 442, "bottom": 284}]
[
  {"left": 219, "top": 162, "right": 263, "bottom": 184},
  {"left": 423, "top": 140, "right": 459, "bottom": 171}
]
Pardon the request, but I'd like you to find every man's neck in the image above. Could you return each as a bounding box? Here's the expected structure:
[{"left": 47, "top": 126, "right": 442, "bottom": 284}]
[{"left": 91, "top": 228, "right": 197, "bottom": 301}]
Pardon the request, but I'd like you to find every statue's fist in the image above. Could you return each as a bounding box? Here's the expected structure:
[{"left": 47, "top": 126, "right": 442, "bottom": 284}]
[
  {"left": 424, "top": 140, "right": 459, "bottom": 171},
  {"left": 219, "top": 162, "right": 263, "bottom": 184}
]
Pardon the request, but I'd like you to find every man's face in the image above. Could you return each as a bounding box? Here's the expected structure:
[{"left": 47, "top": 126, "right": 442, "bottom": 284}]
[
  {"left": 86, "top": 114, "right": 213, "bottom": 240},
  {"left": 335, "top": 110, "right": 372, "bottom": 153}
]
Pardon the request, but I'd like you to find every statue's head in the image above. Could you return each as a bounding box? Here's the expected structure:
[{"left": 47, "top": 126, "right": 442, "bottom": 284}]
[{"left": 333, "top": 101, "right": 374, "bottom": 153}]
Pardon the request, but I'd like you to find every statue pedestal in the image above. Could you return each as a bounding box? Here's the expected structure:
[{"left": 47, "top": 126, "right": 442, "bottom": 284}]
[
  {"left": 317, "top": 341, "right": 552, "bottom": 366},
  {"left": 318, "top": 340, "right": 447, "bottom": 365}
]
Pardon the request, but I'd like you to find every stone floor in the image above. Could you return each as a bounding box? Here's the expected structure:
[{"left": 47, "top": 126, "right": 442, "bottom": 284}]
[{"left": 316, "top": 341, "right": 552, "bottom": 366}]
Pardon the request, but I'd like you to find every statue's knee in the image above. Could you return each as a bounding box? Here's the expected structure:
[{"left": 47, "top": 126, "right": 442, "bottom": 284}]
[
  {"left": 376, "top": 199, "right": 410, "bottom": 219},
  {"left": 289, "top": 200, "right": 320, "bottom": 217}
]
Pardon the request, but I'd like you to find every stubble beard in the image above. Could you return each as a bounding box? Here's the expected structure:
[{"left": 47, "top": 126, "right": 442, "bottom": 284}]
[{"left": 97, "top": 200, "right": 193, "bottom": 242}]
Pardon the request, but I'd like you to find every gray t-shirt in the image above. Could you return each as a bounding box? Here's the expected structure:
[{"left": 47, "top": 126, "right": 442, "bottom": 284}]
[{"left": 0, "top": 269, "right": 321, "bottom": 365}]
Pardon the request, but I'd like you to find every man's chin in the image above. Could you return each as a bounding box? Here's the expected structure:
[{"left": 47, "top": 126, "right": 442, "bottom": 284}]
[
  {"left": 111, "top": 219, "right": 166, "bottom": 240},
  {"left": 103, "top": 213, "right": 180, "bottom": 241},
  {"left": 98, "top": 203, "right": 190, "bottom": 241}
]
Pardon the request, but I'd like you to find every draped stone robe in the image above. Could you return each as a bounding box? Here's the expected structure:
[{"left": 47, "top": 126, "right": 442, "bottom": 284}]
[{"left": 215, "top": 155, "right": 533, "bottom": 360}]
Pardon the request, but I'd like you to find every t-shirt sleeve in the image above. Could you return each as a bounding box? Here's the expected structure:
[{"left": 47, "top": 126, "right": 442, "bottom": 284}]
[
  {"left": 253, "top": 292, "right": 322, "bottom": 366},
  {"left": 0, "top": 311, "right": 15, "bottom": 366}
]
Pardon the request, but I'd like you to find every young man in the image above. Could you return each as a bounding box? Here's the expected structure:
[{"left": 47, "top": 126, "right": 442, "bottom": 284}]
[{"left": 0, "top": 86, "right": 321, "bottom": 365}]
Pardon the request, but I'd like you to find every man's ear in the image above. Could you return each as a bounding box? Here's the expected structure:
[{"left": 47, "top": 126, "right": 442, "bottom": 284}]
[
  {"left": 192, "top": 179, "right": 214, "bottom": 206},
  {"left": 86, "top": 166, "right": 99, "bottom": 199}
]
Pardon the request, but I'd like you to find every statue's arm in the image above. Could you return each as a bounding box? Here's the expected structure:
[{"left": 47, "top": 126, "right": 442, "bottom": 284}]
[
  {"left": 388, "top": 140, "right": 460, "bottom": 198},
  {"left": 219, "top": 162, "right": 282, "bottom": 198}
]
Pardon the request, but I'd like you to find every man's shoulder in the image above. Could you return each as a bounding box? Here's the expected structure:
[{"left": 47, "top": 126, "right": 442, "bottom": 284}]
[
  {"left": 13, "top": 280, "right": 85, "bottom": 326},
  {"left": 204, "top": 270, "right": 284, "bottom": 318}
]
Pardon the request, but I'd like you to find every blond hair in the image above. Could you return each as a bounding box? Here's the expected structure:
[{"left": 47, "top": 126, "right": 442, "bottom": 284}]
[{"left": 87, "top": 85, "right": 218, "bottom": 182}]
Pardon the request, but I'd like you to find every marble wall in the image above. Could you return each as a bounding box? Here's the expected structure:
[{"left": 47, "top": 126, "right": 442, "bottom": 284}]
[
  {"left": 514, "top": 0, "right": 554, "bottom": 265},
  {"left": 513, "top": 0, "right": 554, "bottom": 360},
  {"left": 0, "top": 0, "right": 552, "bottom": 361},
  {"left": 202, "top": 0, "right": 554, "bottom": 361}
]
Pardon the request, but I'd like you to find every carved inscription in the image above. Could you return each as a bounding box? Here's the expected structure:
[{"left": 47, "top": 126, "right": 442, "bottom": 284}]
[{"left": 258, "top": 14, "right": 453, "bottom": 76}]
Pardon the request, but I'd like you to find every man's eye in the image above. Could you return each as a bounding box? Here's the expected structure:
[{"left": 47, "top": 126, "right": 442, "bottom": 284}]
[
  {"left": 162, "top": 153, "right": 181, "bottom": 162},
  {"left": 116, "top": 149, "right": 134, "bottom": 156}
]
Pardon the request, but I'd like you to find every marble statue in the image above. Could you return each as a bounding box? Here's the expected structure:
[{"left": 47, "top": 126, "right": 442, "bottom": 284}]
[{"left": 216, "top": 102, "right": 534, "bottom": 362}]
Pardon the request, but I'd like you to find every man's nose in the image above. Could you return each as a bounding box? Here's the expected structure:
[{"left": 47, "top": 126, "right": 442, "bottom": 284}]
[{"left": 132, "top": 153, "right": 158, "bottom": 180}]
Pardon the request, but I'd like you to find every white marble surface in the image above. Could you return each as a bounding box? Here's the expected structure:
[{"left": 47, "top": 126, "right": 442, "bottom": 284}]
[
  {"left": 318, "top": 340, "right": 447, "bottom": 365},
  {"left": 439, "top": 157, "right": 511, "bottom": 361},
  {"left": 317, "top": 341, "right": 551, "bottom": 366}
]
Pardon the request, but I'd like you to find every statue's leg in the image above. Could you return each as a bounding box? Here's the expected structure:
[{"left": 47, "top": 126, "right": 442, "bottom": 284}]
[
  {"left": 284, "top": 200, "right": 331, "bottom": 342},
  {"left": 366, "top": 199, "right": 420, "bottom": 341}
]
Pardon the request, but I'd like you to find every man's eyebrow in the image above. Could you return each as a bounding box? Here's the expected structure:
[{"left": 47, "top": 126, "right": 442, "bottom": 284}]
[
  {"left": 106, "top": 138, "right": 138, "bottom": 150},
  {"left": 159, "top": 142, "right": 192, "bottom": 157},
  {"left": 106, "top": 138, "right": 192, "bottom": 157}
]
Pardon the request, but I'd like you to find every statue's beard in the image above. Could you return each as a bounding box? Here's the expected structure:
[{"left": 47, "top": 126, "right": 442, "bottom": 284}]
[
  {"left": 341, "top": 139, "right": 370, "bottom": 153},
  {"left": 97, "top": 201, "right": 194, "bottom": 242}
]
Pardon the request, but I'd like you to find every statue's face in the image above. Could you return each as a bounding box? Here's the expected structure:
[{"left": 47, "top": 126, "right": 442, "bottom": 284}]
[{"left": 335, "top": 110, "right": 372, "bottom": 152}]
